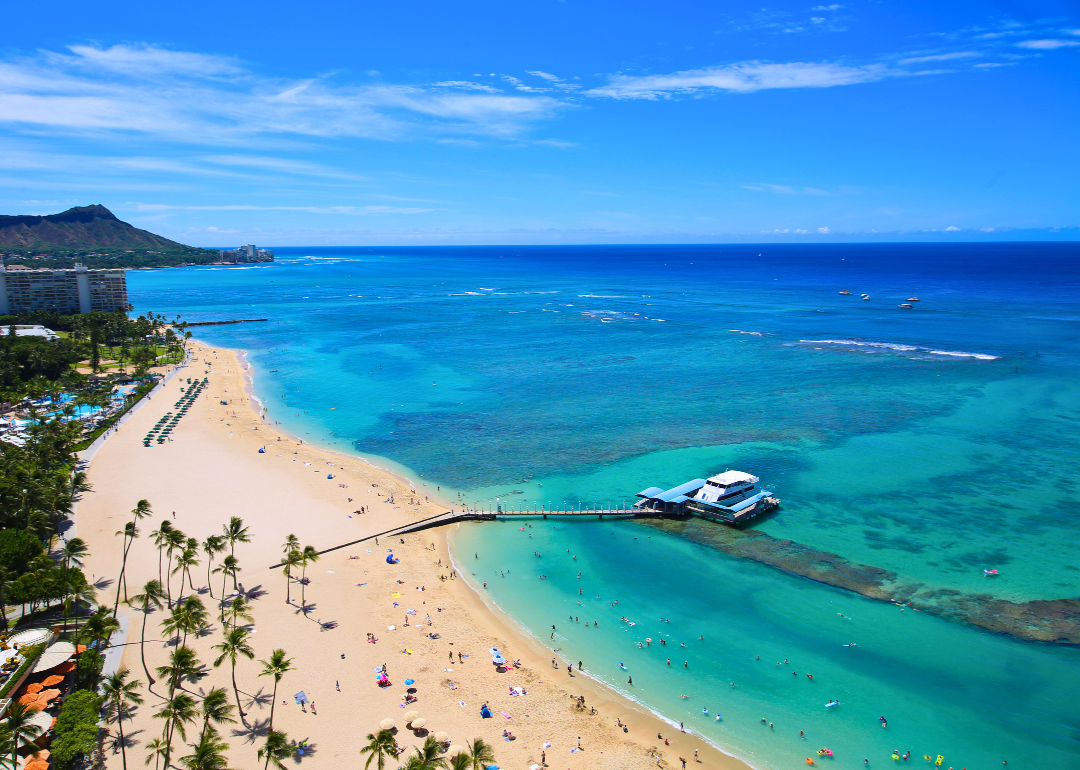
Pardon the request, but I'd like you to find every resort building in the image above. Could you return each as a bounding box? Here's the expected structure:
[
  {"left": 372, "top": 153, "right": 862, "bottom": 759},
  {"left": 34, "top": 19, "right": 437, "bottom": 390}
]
[
  {"left": 0, "top": 263, "right": 129, "bottom": 315},
  {"left": 218, "top": 244, "right": 274, "bottom": 263}
]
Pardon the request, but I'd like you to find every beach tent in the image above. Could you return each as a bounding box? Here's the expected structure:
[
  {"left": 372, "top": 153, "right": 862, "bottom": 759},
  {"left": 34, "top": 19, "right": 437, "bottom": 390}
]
[
  {"left": 293, "top": 691, "right": 308, "bottom": 705},
  {"left": 480, "top": 706, "right": 492, "bottom": 718}
]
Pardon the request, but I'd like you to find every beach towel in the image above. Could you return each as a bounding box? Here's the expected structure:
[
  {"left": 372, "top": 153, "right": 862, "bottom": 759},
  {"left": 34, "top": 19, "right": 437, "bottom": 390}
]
[
  {"left": 391, "top": 593, "right": 402, "bottom": 598},
  {"left": 502, "top": 711, "right": 511, "bottom": 719},
  {"left": 387, "top": 625, "right": 396, "bottom": 630}
]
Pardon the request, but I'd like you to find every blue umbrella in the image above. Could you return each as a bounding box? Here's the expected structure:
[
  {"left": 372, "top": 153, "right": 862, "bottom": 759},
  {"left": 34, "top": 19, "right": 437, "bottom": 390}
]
[
  {"left": 405, "top": 678, "right": 415, "bottom": 685},
  {"left": 492, "top": 655, "right": 506, "bottom": 665}
]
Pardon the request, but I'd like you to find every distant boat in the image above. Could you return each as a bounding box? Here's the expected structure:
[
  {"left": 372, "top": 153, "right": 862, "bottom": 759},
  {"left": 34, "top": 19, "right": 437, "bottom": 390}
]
[
  {"left": 907, "top": 297, "right": 920, "bottom": 302},
  {"left": 839, "top": 290, "right": 853, "bottom": 295},
  {"left": 899, "top": 303, "right": 914, "bottom": 309},
  {"left": 861, "top": 294, "right": 870, "bottom": 300}
]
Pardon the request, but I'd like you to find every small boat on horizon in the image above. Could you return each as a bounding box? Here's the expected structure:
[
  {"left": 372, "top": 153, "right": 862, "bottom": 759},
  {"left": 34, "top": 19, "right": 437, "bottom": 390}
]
[
  {"left": 899, "top": 303, "right": 914, "bottom": 309},
  {"left": 907, "top": 297, "right": 920, "bottom": 302},
  {"left": 861, "top": 294, "right": 870, "bottom": 300},
  {"left": 839, "top": 290, "right": 853, "bottom": 295}
]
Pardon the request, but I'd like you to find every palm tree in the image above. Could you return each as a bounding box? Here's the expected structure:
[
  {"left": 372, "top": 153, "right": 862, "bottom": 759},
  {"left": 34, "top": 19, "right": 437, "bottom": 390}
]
[
  {"left": 197, "top": 688, "right": 236, "bottom": 742},
  {"left": 202, "top": 535, "right": 225, "bottom": 599},
  {"left": 299, "top": 545, "right": 319, "bottom": 609},
  {"left": 78, "top": 605, "right": 121, "bottom": 674},
  {"left": 172, "top": 547, "right": 200, "bottom": 605},
  {"left": 211, "top": 626, "right": 255, "bottom": 725},
  {"left": 114, "top": 520, "right": 138, "bottom": 615},
  {"left": 179, "top": 726, "right": 230, "bottom": 770},
  {"left": 360, "top": 729, "right": 398, "bottom": 770},
  {"left": 128, "top": 579, "right": 165, "bottom": 686},
  {"left": 467, "top": 738, "right": 496, "bottom": 770},
  {"left": 61, "top": 537, "right": 89, "bottom": 570},
  {"left": 282, "top": 534, "right": 299, "bottom": 556},
  {"left": 222, "top": 516, "right": 250, "bottom": 558},
  {"left": 212, "top": 556, "right": 240, "bottom": 621},
  {"left": 114, "top": 500, "right": 152, "bottom": 608},
  {"left": 151, "top": 521, "right": 174, "bottom": 586},
  {"left": 155, "top": 646, "right": 201, "bottom": 696},
  {"left": 164, "top": 528, "right": 188, "bottom": 606},
  {"left": 449, "top": 753, "right": 472, "bottom": 770},
  {"left": 101, "top": 668, "right": 144, "bottom": 770},
  {"left": 4, "top": 703, "right": 42, "bottom": 770},
  {"left": 257, "top": 649, "right": 293, "bottom": 732},
  {"left": 407, "top": 736, "right": 447, "bottom": 769},
  {"left": 224, "top": 596, "right": 254, "bottom": 629},
  {"left": 144, "top": 737, "right": 169, "bottom": 770},
  {"left": 281, "top": 550, "right": 302, "bottom": 605},
  {"left": 155, "top": 692, "right": 198, "bottom": 770},
  {"left": 0, "top": 720, "right": 15, "bottom": 770},
  {"left": 174, "top": 595, "right": 209, "bottom": 645},
  {"left": 258, "top": 730, "right": 293, "bottom": 770},
  {"left": 62, "top": 581, "right": 96, "bottom": 634}
]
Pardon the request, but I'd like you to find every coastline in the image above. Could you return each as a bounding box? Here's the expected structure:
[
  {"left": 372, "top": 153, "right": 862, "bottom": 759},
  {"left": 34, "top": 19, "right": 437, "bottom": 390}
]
[{"left": 76, "top": 340, "right": 755, "bottom": 770}]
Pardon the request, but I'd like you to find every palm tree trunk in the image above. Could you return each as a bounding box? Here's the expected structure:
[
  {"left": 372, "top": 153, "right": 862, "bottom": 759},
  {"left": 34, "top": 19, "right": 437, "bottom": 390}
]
[
  {"left": 207, "top": 559, "right": 215, "bottom": 599},
  {"left": 113, "top": 553, "right": 128, "bottom": 617},
  {"left": 140, "top": 609, "right": 155, "bottom": 687},
  {"left": 301, "top": 564, "right": 307, "bottom": 609},
  {"left": 220, "top": 572, "right": 228, "bottom": 621},
  {"left": 158, "top": 546, "right": 164, "bottom": 586},
  {"left": 118, "top": 710, "right": 128, "bottom": 770},
  {"left": 165, "top": 552, "right": 174, "bottom": 607},
  {"left": 284, "top": 568, "right": 290, "bottom": 604},
  {"left": 231, "top": 663, "right": 247, "bottom": 727},
  {"left": 269, "top": 680, "right": 278, "bottom": 732}
]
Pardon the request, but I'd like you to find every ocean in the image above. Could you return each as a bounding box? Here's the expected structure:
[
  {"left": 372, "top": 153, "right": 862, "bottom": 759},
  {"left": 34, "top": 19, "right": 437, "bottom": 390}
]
[{"left": 129, "top": 243, "right": 1080, "bottom": 769}]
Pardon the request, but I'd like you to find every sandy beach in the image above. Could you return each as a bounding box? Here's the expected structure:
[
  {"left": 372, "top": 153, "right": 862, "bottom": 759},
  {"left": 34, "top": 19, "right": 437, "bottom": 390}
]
[{"left": 76, "top": 340, "right": 753, "bottom": 770}]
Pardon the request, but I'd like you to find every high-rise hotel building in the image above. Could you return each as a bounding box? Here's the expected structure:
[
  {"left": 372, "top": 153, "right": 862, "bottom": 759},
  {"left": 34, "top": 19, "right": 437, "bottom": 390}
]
[{"left": 0, "top": 263, "right": 129, "bottom": 315}]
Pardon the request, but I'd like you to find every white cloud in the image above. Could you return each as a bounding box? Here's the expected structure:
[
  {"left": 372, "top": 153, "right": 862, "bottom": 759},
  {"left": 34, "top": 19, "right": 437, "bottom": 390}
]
[
  {"left": 527, "top": 71, "right": 561, "bottom": 81},
  {"left": 812, "top": 4, "right": 842, "bottom": 9},
  {"left": 1016, "top": 39, "right": 1080, "bottom": 49},
  {"left": 744, "top": 183, "right": 831, "bottom": 196},
  {"left": 899, "top": 51, "right": 981, "bottom": 64},
  {"left": 0, "top": 44, "right": 563, "bottom": 144},
  {"left": 587, "top": 60, "right": 887, "bottom": 99},
  {"left": 795, "top": 228, "right": 809, "bottom": 233},
  {"left": 818, "top": 226, "right": 830, "bottom": 234},
  {"left": 945, "top": 225, "right": 961, "bottom": 231},
  {"left": 432, "top": 80, "right": 500, "bottom": 93}
]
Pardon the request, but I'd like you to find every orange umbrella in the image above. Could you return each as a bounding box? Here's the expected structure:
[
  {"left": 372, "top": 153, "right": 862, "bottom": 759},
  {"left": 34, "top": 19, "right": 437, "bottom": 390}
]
[
  {"left": 17, "top": 694, "right": 38, "bottom": 706},
  {"left": 75, "top": 644, "right": 86, "bottom": 653},
  {"left": 25, "top": 761, "right": 48, "bottom": 770},
  {"left": 40, "top": 675, "right": 63, "bottom": 687},
  {"left": 36, "top": 689, "right": 60, "bottom": 704},
  {"left": 54, "top": 661, "right": 76, "bottom": 674},
  {"left": 25, "top": 682, "right": 44, "bottom": 693}
]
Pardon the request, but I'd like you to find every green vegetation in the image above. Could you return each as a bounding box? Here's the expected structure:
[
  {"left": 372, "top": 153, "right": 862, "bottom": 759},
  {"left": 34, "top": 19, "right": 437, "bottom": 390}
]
[
  {"left": 0, "top": 643, "right": 44, "bottom": 698},
  {"left": 49, "top": 689, "right": 103, "bottom": 770}
]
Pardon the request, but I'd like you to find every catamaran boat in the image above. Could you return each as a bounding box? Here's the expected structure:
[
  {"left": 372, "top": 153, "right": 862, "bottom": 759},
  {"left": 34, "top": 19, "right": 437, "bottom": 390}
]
[
  {"left": 635, "top": 470, "right": 779, "bottom": 525},
  {"left": 899, "top": 303, "right": 914, "bottom": 309},
  {"left": 861, "top": 294, "right": 870, "bottom": 300}
]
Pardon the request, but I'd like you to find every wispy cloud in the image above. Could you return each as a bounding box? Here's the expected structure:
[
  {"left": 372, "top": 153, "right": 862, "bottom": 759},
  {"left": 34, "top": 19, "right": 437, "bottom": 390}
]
[
  {"left": 900, "top": 51, "right": 981, "bottom": 64},
  {"left": 744, "top": 183, "right": 832, "bottom": 196},
  {"left": 0, "top": 44, "right": 564, "bottom": 144},
  {"left": 1016, "top": 39, "right": 1080, "bottom": 49},
  {"left": 587, "top": 61, "right": 886, "bottom": 99}
]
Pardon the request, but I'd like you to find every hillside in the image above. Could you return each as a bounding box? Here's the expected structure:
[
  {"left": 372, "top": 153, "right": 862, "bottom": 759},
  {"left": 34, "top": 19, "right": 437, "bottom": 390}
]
[{"left": 0, "top": 205, "right": 217, "bottom": 268}]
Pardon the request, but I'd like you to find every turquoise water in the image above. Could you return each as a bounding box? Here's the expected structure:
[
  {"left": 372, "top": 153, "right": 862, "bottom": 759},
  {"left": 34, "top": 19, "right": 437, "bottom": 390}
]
[{"left": 130, "top": 244, "right": 1080, "bottom": 769}]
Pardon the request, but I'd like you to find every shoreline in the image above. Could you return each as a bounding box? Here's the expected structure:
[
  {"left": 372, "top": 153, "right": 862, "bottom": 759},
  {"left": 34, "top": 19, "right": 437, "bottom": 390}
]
[
  {"left": 232, "top": 341, "right": 759, "bottom": 770},
  {"left": 76, "top": 339, "right": 755, "bottom": 770}
]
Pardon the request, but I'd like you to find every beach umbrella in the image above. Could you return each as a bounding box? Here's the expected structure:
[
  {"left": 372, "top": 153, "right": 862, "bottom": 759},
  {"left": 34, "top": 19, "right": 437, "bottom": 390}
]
[
  {"left": 492, "top": 655, "right": 505, "bottom": 665},
  {"left": 404, "top": 678, "right": 415, "bottom": 685},
  {"left": 403, "top": 710, "right": 419, "bottom": 723},
  {"left": 41, "top": 674, "right": 64, "bottom": 687},
  {"left": 379, "top": 718, "right": 395, "bottom": 730},
  {"left": 433, "top": 731, "right": 449, "bottom": 744},
  {"left": 411, "top": 717, "right": 427, "bottom": 729},
  {"left": 24, "top": 761, "right": 48, "bottom": 770},
  {"left": 36, "top": 689, "right": 60, "bottom": 704},
  {"left": 25, "top": 683, "right": 44, "bottom": 694},
  {"left": 17, "top": 694, "right": 38, "bottom": 706},
  {"left": 488, "top": 648, "right": 501, "bottom": 655},
  {"left": 447, "top": 745, "right": 465, "bottom": 757}
]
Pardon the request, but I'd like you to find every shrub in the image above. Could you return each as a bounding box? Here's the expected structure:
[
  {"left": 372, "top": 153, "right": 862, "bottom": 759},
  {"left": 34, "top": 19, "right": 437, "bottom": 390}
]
[
  {"left": 50, "top": 689, "right": 103, "bottom": 770},
  {"left": 0, "top": 530, "right": 44, "bottom": 574}
]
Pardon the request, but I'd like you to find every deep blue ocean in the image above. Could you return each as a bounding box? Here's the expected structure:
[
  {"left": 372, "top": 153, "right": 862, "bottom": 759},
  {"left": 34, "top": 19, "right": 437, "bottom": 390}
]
[{"left": 129, "top": 243, "right": 1080, "bottom": 770}]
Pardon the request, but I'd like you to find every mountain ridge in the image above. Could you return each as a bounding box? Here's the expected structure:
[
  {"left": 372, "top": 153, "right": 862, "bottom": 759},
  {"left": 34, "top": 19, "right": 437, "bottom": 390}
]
[{"left": 0, "top": 204, "right": 190, "bottom": 251}]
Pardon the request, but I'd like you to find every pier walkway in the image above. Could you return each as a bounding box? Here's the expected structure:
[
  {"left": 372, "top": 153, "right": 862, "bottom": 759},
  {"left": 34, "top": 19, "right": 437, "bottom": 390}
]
[{"left": 270, "top": 506, "right": 667, "bottom": 567}]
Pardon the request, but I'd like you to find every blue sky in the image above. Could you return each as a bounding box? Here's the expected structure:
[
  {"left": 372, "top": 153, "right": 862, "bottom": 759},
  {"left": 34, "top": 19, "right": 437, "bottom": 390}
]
[{"left": 2, "top": 0, "right": 1078, "bottom": 245}]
